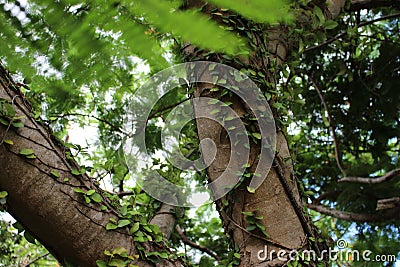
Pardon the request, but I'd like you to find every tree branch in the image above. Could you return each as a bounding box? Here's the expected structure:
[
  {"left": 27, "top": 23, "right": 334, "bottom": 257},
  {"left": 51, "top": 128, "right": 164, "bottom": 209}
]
[
  {"left": 22, "top": 252, "right": 51, "bottom": 267},
  {"left": 148, "top": 98, "right": 189, "bottom": 120},
  {"left": 338, "top": 168, "right": 400, "bottom": 184},
  {"left": 308, "top": 203, "right": 400, "bottom": 222},
  {"left": 315, "top": 190, "right": 342, "bottom": 202},
  {"left": 308, "top": 75, "right": 347, "bottom": 177},
  {"left": 175, "top": 225, "right": 220, "bottom": 261},
  {"left": 117, "top": 191, "right": 135, "bottom": 197},
  {"left": 149, "top": 203, "right": 177, "bottom": 239},
  {"left": 376, "top": 197, "right": 400, "bottom": 210}
]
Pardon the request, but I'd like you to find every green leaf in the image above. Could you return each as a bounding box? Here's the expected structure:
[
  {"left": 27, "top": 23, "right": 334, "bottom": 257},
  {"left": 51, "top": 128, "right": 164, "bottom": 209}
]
[
  {"left": 11, "top": 121, "right": 24, "bottom": 128},
  {"left": 251, "top": 132, "right": 262, "bottom": 140},
  {"left": 246, "top": 225, "right": 256, "bottom": 231},
  {"left": 313, "top": 5, "right": 325, "bottom": 25},
  {"left": 234, "top": 252, "right": 241, "bottom": 259},
  {"left": 108, "top": 258, "right": 126, "bottom": 267},
  {"left": 210, "top": 109, "right": 220, "bottom": 115},
  {"left": 208, "top": 99, "right": 219, "bottom": 105},
  {"left": 120, "top": 205, "right": 128, "bottom": 216},
  {"left": 0, "top": 117, "right": 8, "bottom": 125},
  {"left": 90, "top": 193, "right": 102, "bottom": 203},
  {"left": 304, "top": 191, "right": 314, "bottom": 196},
  {"left": 19, "top": 148, "right": 34, "bottom": 156},
  {"left": 260, "top": 228, "right": 270, "bottom": 238},
  {"left": 50, "top": 170, "right": 60, "bottom": 178},
  {"left": 142, "top": 224, "right": 153, "bottom": 233},
  {"left": 132, "top": 0, "right": 246, "bottom": 55},
  {"left": 96, "top": 260, "right": 108, "bottom": 267},
  {"left": 86, "top": 189, "right": 96, "bottom": 196},
  {"left": 130, "top": 222, "right": 140, "bottom": 234},
  {"left": 113, "top": 247, "right": 128, "bottom": 257},
  {"left": 74, "top": 188, "right": 85, "bottom": 194},
  {"left": 255, "top": 222, "right": 265, "bottom": 230},
  {"left": 207, "top": 0, "right": 292, "bottom": 24},
  {"left": 0, "top": 191, "right": 8, "bottom": 198},
  {"left": 118, "top": 219, "right": 131, "bottom": 228},
  {"left": 224, "top": 116, "right": 235, "bottom": 121},
  {"left": 71, "top": 169, "right": 81, "bottom": 176},
  {"left": 247, "top": 186, "right": 256, "bottom": 193},
  {"left": 324, "top": 20, "right": 338, "bottom": 30},
  {"left": 106, "top": 223, "right": 118, "bottom": 230},
  {"left": 83, "top": 195, "right": 91, "bottom": 203},
  {"left": 4, "top": 103, "right": 15, "bottom": 118},
  {"left": 24, "top": 231, "right": 36, "bottom": 244},
  {"left": 3, "top": 139, "right": 13, "bottom": 145}
]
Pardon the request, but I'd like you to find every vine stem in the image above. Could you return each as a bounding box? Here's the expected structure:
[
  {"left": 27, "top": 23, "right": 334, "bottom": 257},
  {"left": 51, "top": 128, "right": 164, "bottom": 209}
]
[{"left": 0, "top": 120, "right": 12, "bottom": 146}]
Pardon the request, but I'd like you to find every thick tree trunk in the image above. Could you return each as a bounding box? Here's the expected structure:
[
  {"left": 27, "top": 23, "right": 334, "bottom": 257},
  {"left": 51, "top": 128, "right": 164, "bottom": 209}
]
[
  {"left": 0, "top": 64, "right": 179, "bottom": 267},
  {"left": 192, "top": 67, "right": 314, "bottom": 267},
  {"left": 183, "top": 0, "right": 346, "bottom": 266}
]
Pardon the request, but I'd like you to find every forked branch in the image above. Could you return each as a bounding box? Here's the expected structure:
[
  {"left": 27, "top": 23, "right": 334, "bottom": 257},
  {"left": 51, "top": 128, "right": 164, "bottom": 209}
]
[{"left": 175, "top": 225, "right": 220, "bottom": 261}]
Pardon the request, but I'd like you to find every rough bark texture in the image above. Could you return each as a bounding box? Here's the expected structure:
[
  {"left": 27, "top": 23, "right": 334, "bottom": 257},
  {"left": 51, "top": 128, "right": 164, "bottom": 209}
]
[
  {"left": 0, "top": 65, "right": 179, "bottom": 267},
  {"left": 192, "top": 71, "right": 311, "bottom": 267}
]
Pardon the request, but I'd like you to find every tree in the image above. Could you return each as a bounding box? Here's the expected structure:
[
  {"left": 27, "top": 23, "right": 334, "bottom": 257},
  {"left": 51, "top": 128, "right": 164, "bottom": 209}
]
[{"left": 0, "top": 0, "right": 399, "bottom": 266}]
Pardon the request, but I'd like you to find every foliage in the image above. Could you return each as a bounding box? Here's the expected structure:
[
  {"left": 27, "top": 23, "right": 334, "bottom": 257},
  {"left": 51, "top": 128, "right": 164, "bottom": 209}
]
[{"left": 0, "top": 216, "right": 57, "bottom": 266}]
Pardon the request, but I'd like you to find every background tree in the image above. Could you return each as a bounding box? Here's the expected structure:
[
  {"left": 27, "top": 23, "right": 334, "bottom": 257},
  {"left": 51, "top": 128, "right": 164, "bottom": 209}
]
[{"left": 0, "top": 0, "right": 399, "bottom": 266}]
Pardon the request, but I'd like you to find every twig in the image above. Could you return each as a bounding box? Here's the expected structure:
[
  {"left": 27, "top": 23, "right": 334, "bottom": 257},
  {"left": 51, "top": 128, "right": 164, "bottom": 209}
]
[
  {"left": 148, "top": 98, "right": 189, "bottom": 120},
  {"left": 175, "top": 225, "right": 220, "bottom": 261},
  {"left": 339, "top": 168, "right": 400, "bottom": 184},
  {"left": 118, "top": 191, "right": 135, "bottom": 197},
  {"left": 22, "top": 252, "right": 50, "bottom": 267},
  {"left": 0, "top": 120, "right": 12, "bottom": 146},
  {"left": 219, "top": 208, "right": 292, "bottom": 251},
  {"left": 308, "top": 75, "right": 347, "bottom": 177}
]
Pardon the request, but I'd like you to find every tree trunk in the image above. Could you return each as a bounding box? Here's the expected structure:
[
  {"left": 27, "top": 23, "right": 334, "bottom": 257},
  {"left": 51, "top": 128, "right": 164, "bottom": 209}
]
[
  {"left": 191, "top": 64, "right": 315, "bottom": 267},
  {"left": 183, "top": 0, "right": 346, "bottom": 265},
  {"left": 0, "top": 64, "right": 179, "bottom": 267}
]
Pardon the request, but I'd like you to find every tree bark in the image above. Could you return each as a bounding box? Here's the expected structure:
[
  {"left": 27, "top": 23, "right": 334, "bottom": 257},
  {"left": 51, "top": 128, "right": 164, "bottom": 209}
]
[{"left": 0, "top": 64, "right": 179, "bottom": 267}]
